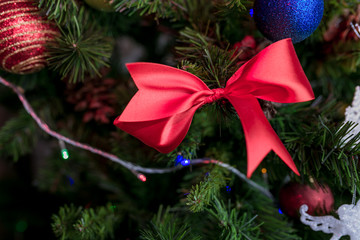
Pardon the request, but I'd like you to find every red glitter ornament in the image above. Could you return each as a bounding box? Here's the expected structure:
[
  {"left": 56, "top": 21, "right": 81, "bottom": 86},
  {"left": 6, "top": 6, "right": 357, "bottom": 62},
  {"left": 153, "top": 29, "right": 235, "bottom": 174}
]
[
  {"left": 279, "top": 182, "right": 334, "bottom": 218},
  {"left": 0, "top": 0, "right": 59, "bottom": 74}
]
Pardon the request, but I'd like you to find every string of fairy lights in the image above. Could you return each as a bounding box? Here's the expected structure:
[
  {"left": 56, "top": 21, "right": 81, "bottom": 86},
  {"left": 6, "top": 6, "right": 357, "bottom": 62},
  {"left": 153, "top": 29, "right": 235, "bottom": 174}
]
[{"left": 0, "top": 76, "right": 273, "bottom": 200}]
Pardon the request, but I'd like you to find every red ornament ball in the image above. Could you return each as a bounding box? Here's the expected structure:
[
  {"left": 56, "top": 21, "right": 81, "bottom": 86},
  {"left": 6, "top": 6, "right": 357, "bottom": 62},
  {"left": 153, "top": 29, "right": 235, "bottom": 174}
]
[
  {"left": 0, "top": 0, "right": 59, "bottom": 74},
  {"left": 279, "top": 182, "right": 334, "bottom": 218}
]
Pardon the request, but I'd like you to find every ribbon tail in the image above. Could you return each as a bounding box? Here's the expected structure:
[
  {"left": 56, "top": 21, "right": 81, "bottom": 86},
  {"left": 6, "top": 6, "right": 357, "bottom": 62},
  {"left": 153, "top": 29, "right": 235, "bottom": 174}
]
[
  {"left": 114, "top": 106, "right": 199, "bottom": 153},
  {"left": 227, "top": 95, "right": 300, "bottom": 178}
]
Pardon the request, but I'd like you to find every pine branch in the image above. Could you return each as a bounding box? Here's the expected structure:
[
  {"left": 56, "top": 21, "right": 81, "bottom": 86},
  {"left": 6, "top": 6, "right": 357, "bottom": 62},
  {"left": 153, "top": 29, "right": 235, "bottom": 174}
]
[
  {"left": 186, "top": 166, "right": 229, "bottom": 212},
  {"left": 176, "top": 27, "right": 246, "bottom": 121},
  {"left": 162, "top": 133, "right": 200, "bottom": 166},
  {"left": 38, "top": 0, "right": 79, "bottom": 25},
  {"left": 47, "top": 8, "right": 113, "bottom": 83},
  {"left": 0, "top": 76, "right": 273, "bottom": 199},
  {"left": 140, "top": 206, "right": 201, "bottom": 240},
  {"left": 324, "top": 0, "right": 359, "bottom": 17},
  {"left": 113, "top": 0, "right": 187, "bottom": 20},
  {"left": 251, "top": 194, "right": 301, "bottom": 240},
  {"left": 270, "top": 101, "right": 360, "bottom": 189},
  {"left": 334, "top": 41, "right": 360, "bottom": 73},
  {"left": 176, "top": 27, "right": 240, "bottom": 89},
  {"left": 0, "top": 110, "right": 37, "bottom": 161},
  {"left": 207, "top": 197, "right": 261, "bottom": 240},
  {"left": 52, "top": 204, "right": 83, "bottom": 239},
  {"left": 52, "top": 203, "right": 120, "bottom": 240},
  {"left": 319, "top": 120, "right": 360, "bottom": 185},
  {"left": 219, "top": 0, "right": 246, "bottom": 10}
]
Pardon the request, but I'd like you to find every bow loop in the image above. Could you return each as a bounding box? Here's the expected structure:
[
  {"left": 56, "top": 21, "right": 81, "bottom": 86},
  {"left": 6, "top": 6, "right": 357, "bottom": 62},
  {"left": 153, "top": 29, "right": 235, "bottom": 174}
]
[
  {"left": 119, "top": 63, "right": 213, "bottom": 122},
  {"left": 226, "top": 38, "right": 314, "bottom": 103}
]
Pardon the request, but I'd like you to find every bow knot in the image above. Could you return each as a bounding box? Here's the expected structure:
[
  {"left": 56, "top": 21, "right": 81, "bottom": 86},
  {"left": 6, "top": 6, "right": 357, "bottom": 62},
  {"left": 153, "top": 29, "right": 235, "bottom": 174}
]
[{"left": 204, "top": 88, "right": 226, "bottom": 104}]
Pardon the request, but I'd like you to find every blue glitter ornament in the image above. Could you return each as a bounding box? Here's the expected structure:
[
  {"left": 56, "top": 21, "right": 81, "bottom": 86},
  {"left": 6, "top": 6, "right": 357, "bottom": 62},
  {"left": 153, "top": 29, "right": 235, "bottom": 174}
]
[{"left": 253, "top": 0, "right": 324, "bottom": 43}]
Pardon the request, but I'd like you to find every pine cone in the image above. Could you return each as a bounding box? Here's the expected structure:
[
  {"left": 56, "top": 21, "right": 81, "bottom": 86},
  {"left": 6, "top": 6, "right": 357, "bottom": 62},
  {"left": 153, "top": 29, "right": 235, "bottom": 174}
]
[{"left": 66, "top": 70, "right": 117, "bottom": 124}]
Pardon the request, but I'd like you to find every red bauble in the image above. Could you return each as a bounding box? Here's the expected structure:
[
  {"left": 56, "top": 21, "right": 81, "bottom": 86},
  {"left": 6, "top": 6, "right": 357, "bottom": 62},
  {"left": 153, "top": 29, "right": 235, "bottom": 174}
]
[
  {"left": 0, "top": 0, "right": 59, "bottom": 74},
  {"left": 279, "top": 182, "right": 334, "bottom": 218}
]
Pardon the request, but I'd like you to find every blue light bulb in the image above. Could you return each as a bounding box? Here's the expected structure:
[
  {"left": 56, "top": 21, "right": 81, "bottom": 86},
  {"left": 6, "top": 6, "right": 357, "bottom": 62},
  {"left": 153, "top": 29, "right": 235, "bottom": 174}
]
[
  {"left": 175, "top": 155, "right": 184, "bottom": 166},
  {"left": 249, "top": 8, "right": 254, "bottom": 17},
  {"left": 278, "top": 208, "right": 284, "bottom": 214},
  {"left": 66, "top": 176, "right": 74, "bottom": 186},
  {"left": 181, "top": 159, "right": 190, "bottom": 166}
]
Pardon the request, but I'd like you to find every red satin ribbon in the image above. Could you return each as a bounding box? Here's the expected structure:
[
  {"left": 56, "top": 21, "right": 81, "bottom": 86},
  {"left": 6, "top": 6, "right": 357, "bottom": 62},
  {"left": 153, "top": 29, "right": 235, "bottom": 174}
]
[{"left": 114, "top": 38, "right": 314, "bottom": 177}]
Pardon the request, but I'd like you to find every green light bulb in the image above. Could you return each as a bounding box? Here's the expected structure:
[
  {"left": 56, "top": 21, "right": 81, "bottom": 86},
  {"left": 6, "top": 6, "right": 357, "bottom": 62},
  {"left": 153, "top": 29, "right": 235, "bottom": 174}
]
[{"left": 61, "top": 149, "right": 69, "bottom": 160}]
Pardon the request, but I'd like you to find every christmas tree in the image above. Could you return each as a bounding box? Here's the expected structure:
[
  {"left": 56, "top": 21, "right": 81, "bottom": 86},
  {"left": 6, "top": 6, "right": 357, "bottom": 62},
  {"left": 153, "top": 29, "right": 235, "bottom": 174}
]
[{"left": 0, "top": 0, "right": 360, "bottom": 239}]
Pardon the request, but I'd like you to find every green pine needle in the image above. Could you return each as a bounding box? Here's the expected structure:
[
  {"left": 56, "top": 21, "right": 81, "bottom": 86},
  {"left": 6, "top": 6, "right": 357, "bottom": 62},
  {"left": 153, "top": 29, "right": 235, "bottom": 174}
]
[
  {"left": 251, "top": 193, "right": 301, "bottom": 240},
  {"left": 113, "top": 0, "right": 187, "bottom": 20},
  {"left": 140, "top": 206, "right": 201, "bottom": 240},
  {"left": 52, "top": 203, "right": 120, "bottom": 240},
  {"left": 176, "top": 27, "right": 240, "bottom": 89},
  {"left": 0, "top": 111, "right": 37, "bottom": 162},
  {"left": 270, "top": 100, "right": 360, "bottom": 189},
  {"left": 186, "top": 166, "right": 229, "bottom": 212},
  {"left": 38, "top": 0, "right": 79, "bottom": 25},
  {"left": 47, "top": 9, "right": 113, "bottom": 83},
  {"left": 222, "top": 0, "right": 246, "bottom": 10},
  {"left": 207, "top": 197, "right": 261, "bottom": 240}
]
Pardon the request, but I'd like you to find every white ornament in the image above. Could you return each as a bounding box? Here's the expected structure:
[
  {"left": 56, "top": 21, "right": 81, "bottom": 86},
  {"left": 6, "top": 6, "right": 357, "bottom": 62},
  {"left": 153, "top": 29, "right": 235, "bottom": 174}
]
[
  {"left": 343, "top": 86, "right": 360, "bottom": 146},
  {"left": 300, "top": 200, "right": 360, "bottom": 240}
]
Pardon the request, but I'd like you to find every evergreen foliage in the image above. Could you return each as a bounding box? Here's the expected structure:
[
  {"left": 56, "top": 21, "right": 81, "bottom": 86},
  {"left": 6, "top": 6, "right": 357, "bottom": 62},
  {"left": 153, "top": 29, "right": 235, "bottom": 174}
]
[
  {"left": 0, "top": 111, "right": 36, "bottom": 161},
  {"left": 220, "top": 0, "right": 246, "bottom": 10},
  {"left": 176, "top": 27, "right": 240, "bottom": 88},
  {"left": 270, "top": 101, "right": 360, "bottom": 189},
  {"left": 140, "top": 206, "right": 201, "bottom": 240},
  {"left": 207, "top": 197, "right": 261, "bottom": 240},
  {"left": 186, "top": 166, "right": 228, "bottom": 212},
  {"left": 249, "top": 192, "right": 301, "bottom": 240},
  {"left": 1, "top": 0, "right": 360, "bottom": 239},
  {"left": 113, "top": 0, "right": 187, "bottom": 20},
  {"left": 47, "top": 8, "right": 113, "bottom": 83},
  {"left": 51, "top": 203, "right": 120, "bottom": 240},
  {"left": 38, "top": 0, "right": 79, "bottom": 25}
]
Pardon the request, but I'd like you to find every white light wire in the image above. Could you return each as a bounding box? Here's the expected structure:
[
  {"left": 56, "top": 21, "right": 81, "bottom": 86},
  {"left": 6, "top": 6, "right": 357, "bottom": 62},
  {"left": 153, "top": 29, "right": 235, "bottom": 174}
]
[{"left": 0, "top": 76, "right": 273, "bottom": 200}]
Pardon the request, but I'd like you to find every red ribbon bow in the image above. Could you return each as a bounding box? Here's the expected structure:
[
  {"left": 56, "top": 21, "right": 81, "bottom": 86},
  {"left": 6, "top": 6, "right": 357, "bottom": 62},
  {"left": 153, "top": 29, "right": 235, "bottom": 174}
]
[{"left": 114, "top": 39, "right": 314, "bottom": 177}]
